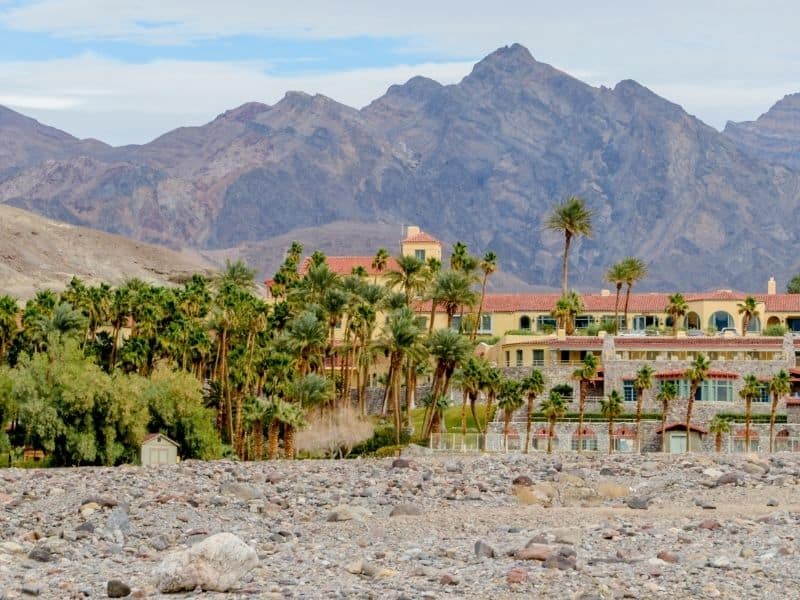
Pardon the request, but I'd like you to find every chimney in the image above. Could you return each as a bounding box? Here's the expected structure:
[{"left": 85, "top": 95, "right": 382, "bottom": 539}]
[
  {"left": 768, "top": 277, "right": 776, "bottom": 295},
  {"left": 406, "top": 225, "right": 420, "bottom": 238},
  {"left": 600, "top": 289, "right": 611, "bottom": 297}
]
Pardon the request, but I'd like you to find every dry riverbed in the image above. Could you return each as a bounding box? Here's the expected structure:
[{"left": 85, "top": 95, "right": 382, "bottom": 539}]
[{"left": 2, "top": 450, "right": 800, "bottom": 599}]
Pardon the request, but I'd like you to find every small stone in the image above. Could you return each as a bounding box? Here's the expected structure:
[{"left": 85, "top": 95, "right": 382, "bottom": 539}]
[
  {"left": 345, "top": 560, "right": 363, "bottom": 575},
  {"left": 20, "top": 585, "right": 41, "bottom": 597},
  {"left": 506, "top": 567, "right": 528, "bottom": 584},
  {"left": 107, "top": 507, "right": 131, "bottom": 534},
  {"left": 220, "top": 482, "right": 263, "bottom": 501},
  {"left": 326, "top": 505, "right": 371, "bottom": 522},
  {"left": 698, "top": 519, "right": 720, "bottom": 530},
  {"left": 27, "top": 546, "right": 52, "bottom": 563},
  {"left": 391, "top": 458, "right": 411, "bottom": 469},
  {"left": 715, "top": 472, "right": 741, "bottom": 487},
  {"left": 767, "top": 499, "right": 779, "bottom": 507},
  {"left": 512, "top": 475, "right": 533, "bottom": 487},
  {"left": 701, "top": 502, "right": 717, "bottom": 510},
  {"left": 626, "top": 496, "right": 650, "bottom": 510},
  {"left": 596, "top": 481, "right": 629, "bottom": 498},
  {"left": 474, "top": 540, "right": 495, "bottom": 558},
  {"left": 389, "top": 504, "right": 422, "bottom": 517},
  {"left": 708, "top": 556, "right": 732, "bottom": 569},
  {"left": 439, "top": 573, "right": 458, "bottom": 586},
  {"left": 515, "top": 544, "right": 553, "bottom": 561},
  {"left": 656, "top": 550, "right": 679, "bottom": 564},
  {"left": 107, "top": 580, "right": 131, "bottom": 598},
  {"left": 551, "top": 527, "right": 581, "bottom": 545},
  {"left": 75, "top": 521, "right": 95, "bottom": 533}
]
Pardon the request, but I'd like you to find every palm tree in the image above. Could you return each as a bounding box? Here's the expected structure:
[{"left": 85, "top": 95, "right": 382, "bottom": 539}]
[
  {"left": 0, "top": 295, "right": 19, "bottom": 362},
  {"left": 540, "top": 390, "right": 567, "bottom": 454},
  {"left": 285, "top": 311, "right": 327, "bottom": 376},
  {"left": 429, "top": 270, "right": 478, "bottom": 330},
  {"left": 216, "top": 259, "right": 256, "bottom": 292},
  {"left": 371, "top": 248, "right": 390, "bottom": 284},
  {"left": 454, "top": 357, "right": 488, "bottom": 436},
  {"left": 497, "top": 379, "right": 524, "bottom": 449},
  {"left": 737, "top": 296, "right": 759, "bottom": 336},
  {"left": 480, "top": 365, "right": 503, "bottom": 435},
  {"left": 572, "top": 353, "right": 598, "bottom": 452},
  {"left": 708, "top": 416, "right": 730, "bottom": 453},
  {"left": 739, "top": 373, "right": 760, "bottom": 451},
  {"left": 600, "top": 390, "right": 624, "bottom": 454},
  {"left": 243, "top": 396, "right": 270, "bottom": 460},
  {"left": 620, "top": 257, "right": 647, "bottom": 331},
  {"left": 424, "top": 329, "right": 472, "bottom": 438},
  {"left": 552, "top": 290, "right": 584, "bottom": 335},
  {"left": 472, "top": 251, "right": 498, "bottom": 341},
  {"left": 633, "top": 364, "right": 654, "bottom": 452},
  {"left": 684, "top": 354, "right": 710, "bottom": 452},
  {"left": 450, "top": 242, "right": 470, "bottom": 272},
  {"left": 385, "top": 255, "right": 428, "bottom": 306},
  {"left": 656, "top": 382, "right": 677, "bottom": 452},
  {"left": 285, "top": 373, "right": 334, "bottom": 412},
  {"left": 769, "top": 370, "right": 790, "bottom": 452},
  {"left": 520, "top": 369, "right": 545, "bottom": 453},
  {"left": 546, "top": 196, "right": 593, "bottom": 295},
  {"left": 665, "top": 293, "right": 689, "bottom": 336},
  {"left": 281, "top": 403, "right": 307, "bottom": 460},
  {"left": 376, "top": 307, "right": 425, "bottom": 447},
  {"left": 605, "top": 261, "right": 627, "bottom": 333}
]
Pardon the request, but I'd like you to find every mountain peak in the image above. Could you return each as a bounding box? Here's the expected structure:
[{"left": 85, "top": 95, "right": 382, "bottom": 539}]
[{"left": 215, "top": 102, "right": 270, "bottom": 123}]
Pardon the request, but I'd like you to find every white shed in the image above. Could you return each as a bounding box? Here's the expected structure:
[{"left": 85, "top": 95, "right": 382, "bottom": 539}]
[{"left": 140, "top": 433, "right": 180, "bottom": 466}]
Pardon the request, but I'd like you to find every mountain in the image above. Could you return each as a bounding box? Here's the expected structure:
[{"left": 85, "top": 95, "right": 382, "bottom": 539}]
[
  {"left": 2, "top": 43, "right": 800, "bottom": 291},
  {"left": 0, "top": 204, "right": 215, "bottom": 300},
  {"left": 724, "top": 93, "right": 800, "bottom": 170}
]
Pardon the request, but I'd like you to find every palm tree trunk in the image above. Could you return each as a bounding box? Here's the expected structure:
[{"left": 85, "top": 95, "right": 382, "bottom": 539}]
[
  {"left": 503, "top": 411, "right": 511, "bottom": 450},
  {"left": 547, "top": 419, "right": 554, "bottom": 454},
  {"left": 392, "top": 358, "right": 402, "bottom": 453},
  {"left": 685, "top": 384, "right": 696, "bottom": 453},
  {"left": 472, "top": 275, "right": 488, "bottom": 342},
  {"left": 561, "top": 233, "right": 571, "bottom": 296},
  {"left": 428, "top": 301, "right": 437, "bottom": 334},
  {"left": 661, "top": 402, "right": 668, "bottom": 453},
  {"left": 460, "top": 390, "right": 468, "bottom": 436},
  {"left": 613, "top": 284, "right": 622, "bottom": 333},
  {"left": 608, "top": 419, "right": 614, "bottom": 454},
  {"left": 284, "top": 425, "right": 295, "bottom": 459},
  {"left": 404, "top": 362, "right": 413, "bottom": 432},
  {"left": 672, "top": 313, "right": 678, "bottom": 337},
  {"left": 483, "top": 392, "right": 495, "bottom": 436},
  {"left": 267, "top": 421, "right": 279, "bottom": 459},
  {"left": 577, "top": 380, "right": 586, "bottom": 453},
  {"left": 470, "top": 393, "right": 483, "bottom": 435},
  {"left": 623, "top": 284, "right": 632, "bottom": 331},
  {"left": 524, "top": 394, "right": 534, "bottom": 454},
  {"left": 381, "top": 363, "right": 394, "bottom": 416},
  {"left": 769, "top": 393, "right": 778, "bottom": 453},
  {"left": 635, "top": 389, "right": 643, "bottom": 453},
  {"left": 715, "top": 433, "right": 722, "bottom": 453},
  {"left": 254, "top": 420, "right": 263, "bottom": 460},
  {"left": 745, "top": 397, "right": 751, "bottom": 451}
]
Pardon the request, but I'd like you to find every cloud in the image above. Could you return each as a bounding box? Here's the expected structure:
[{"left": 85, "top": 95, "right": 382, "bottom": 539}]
[{"left": 0, "top": 53, "right": 474, "bottom": 144}]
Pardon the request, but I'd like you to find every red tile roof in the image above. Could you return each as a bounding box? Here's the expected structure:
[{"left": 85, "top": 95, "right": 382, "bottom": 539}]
[
  {"left": 300, "top": 256, "right": 400, "bottom": 277},
  {"left": 401, "top": 231, "right": 440, "bottom": 244},
  {"left": 472, "top": 293, "right": 671, "bottom": 313}
]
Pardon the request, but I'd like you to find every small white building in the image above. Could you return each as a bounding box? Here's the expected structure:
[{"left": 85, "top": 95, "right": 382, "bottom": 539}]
[{"left": 140, "top": 433, "right": 180, "bottom": 466}]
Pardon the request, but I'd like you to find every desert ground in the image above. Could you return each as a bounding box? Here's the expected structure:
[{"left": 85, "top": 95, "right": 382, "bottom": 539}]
[{"left": 1, "top": 450, "right": 800, "bottom": 599}]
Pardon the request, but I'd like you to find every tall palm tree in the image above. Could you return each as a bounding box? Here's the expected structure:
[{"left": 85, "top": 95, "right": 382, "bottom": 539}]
[
  {"left": 572, "top": 353, "right": 598, "bottom": 452},
  {"left": 620, "top": 257, "right": 647, "bottom": 331},
  {"left": 450, "top": 242, "right": 469, "bottom": 272},
  {"left": 540, "top": 390, "right": 567, "bottom": 454},
  {"left": 656, "top": 382, "right": 677, "bottom": 452},
  {"left": 545, "top": 196, "right": 593, "bottom": 295},
  {"left": 480, "top": 365, "right": 503, "bottom": 435},
  {"left": 737, "top": 296, "right": 759, "bottom": 336},
  {"left": 216, "top": 259, "right": 257, "bottom": 292},
  {"left": 739, "top": 373, "right": 760, "bottom": 451},
  {"left": 684, "top": 353, "right": 710, "bottom": 452},
  {"left": 665, "top": 293, "right": 689, "bottom": 336},
  {"left": 769, "top": 370, "right": 791, "bottom": 452},
  {"left": 243, "top": 396, "right": 269, "bottom": 460},
  {"left": 281, "top": 403, "right": 307, "bottom": 460},
  {"left": 376, "top": 307, "right": 425, "bottom": 447},
  {"left": 633, "top": 364, "right": 654, "bottom": 452},
  {"left": 520, "top": 369, "right": 545, "bottom": 453},
  {"left": 285, "top": 311, "right": 327, "bottom": 376},
  {"left": 454, "top": 357, "right": 488, "bottom": 435},
  {"left": 601, "top": 390, "right": 624, "bottom": 454},
  {"left": 429, "top": 270, "right": 478, "bottom": 330},
  {"left": 0, "top": 295, "right": 19, "bottom": 362},
  {"left": 497, "top": 379, "right": 524, "bottom": 449},
  {"left": 385, "top": 255, "right": 428, "bottom": 306},
  {"left": 424, "top": 329, "right": 472, "bottom": 438},
  {"left": 286, "top": 373, "right": 334, "bottom": 412},
  {"left": 605, "top": 261, "right": 627, "bottom": 333},
  {"left": 472, "top": 251, "right": 498, "bottom": 341},
  {"left": 371, "top": 248, "right": 390, "bottom": 284},
  {"left": 708, "top": 416, "right": 730, "bottom": 453}
]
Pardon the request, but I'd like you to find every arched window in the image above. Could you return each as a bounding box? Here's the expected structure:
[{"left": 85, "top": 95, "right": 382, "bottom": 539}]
[
  {"left": 708, "top": 311, "right": 734, "bottom": 332},
  {"left": 519, "top": 315, "right": 531, "bottom": 331},
  {"left": 747, "top": 316, "right": 761, "bottom": 333},
  {"left": 684, "top": 312, "right": 700, "bottom": 330},
  {"left": 571, "top": 426, "right": 597, "bottom": 451}
]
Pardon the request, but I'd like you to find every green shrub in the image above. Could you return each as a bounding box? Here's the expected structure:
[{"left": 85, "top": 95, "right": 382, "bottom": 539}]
[
  {"left": 715, "top": 412, "right": 786, "bottom": 424},
  {"left": 529, "top": 412, "right": 662, "bottom": 422},
  {"left": 349, "top": 423, "right": 410, "bottom": 456},
  {"left": 764, "top": 324, "right": 788, "bottom": 336}
]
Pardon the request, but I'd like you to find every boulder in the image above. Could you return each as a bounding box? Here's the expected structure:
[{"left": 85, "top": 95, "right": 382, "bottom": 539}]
[
  {"left": 389, "top": 504, "right": 422, "bottom": 517},
  {"left": 326, "top": 505, "right": 371, "bottom": 522},
  {"left": 153, "top": 532, "right": 258, "bottom": 593}
]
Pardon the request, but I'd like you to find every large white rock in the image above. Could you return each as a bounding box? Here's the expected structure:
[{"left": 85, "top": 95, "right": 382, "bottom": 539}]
[{"left": 154, "top": 532, "right": 258, "bottom": 593}]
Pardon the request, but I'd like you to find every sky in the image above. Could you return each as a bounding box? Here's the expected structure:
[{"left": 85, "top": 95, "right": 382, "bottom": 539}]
[{"left": 1, "top": 0, "right": 798, "bottom": 145}]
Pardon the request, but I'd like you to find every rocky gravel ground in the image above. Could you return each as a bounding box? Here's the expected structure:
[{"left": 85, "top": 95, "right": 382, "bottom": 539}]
[{"left": 2, "top": 450, "right": 800, "bottom": 599}]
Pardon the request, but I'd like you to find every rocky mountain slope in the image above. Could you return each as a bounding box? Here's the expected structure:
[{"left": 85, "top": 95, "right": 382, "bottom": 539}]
[
  {"left": 2, "top": 43, "right": 800, "bottom": 291},
  {"left": 0, "top": 205, "right": 215, "bottom": 300},
  {"left": 724, "top": 93, "right": 800, "bottom": 170}
]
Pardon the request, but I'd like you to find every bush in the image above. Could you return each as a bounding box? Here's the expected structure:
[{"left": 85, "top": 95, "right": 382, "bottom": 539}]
[
  {"left": 715, "top": 412, "right": 786, "bottom": 424},
  {"left": 764, "top": 324, "right": 788, "bottom": 336},
  {"left": 349, "top": 422, "right": 410, "bottom": 457},
  {"left": 529, "top": 412, "right": 662, "bottom": 422}
]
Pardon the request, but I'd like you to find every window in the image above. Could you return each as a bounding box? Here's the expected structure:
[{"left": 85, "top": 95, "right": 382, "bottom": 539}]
[
  {"left": 415, "top": 249, "right": 426, "bottom": 261},
  {"left": 632, "top": 315, "right": 659, "bottom": 330},
  {"left": 505, "top": 351, "right": 511, "bottom": 367},
  {"left": 451, "top": 315, "right": 462, "bottom": 331},
  {"left": 660, "top": 379, "right": 733, "bottom": 402},
  {"left": 519, "top": 316, "right": 532, "bottom": 330},
  {"left": 788, "top": 317, "right": 800, "bottom": 332},
  {"left": 480, "top": 314, "right": 492, "bottom": 333},
  {"left": 601, "top": 315, "right": 624, "bottom": 329},
  {"left": 709, "top": 311, "right": 734, "bottom": 332},
  {"left": 733, "top": 439, "right": 759, "bottom": 453},
  {"left": 516, "top": 349, "right": 524, "bottom": 367},
  {"left": 560, "top": 350, "right": 571, "bottom": 364},
  {"left": 755, "top": 384, "right": 770, "bottom": 403},
  {"left": 571, "top": 437, "right": 598, "bottom": 451},
  {"left": 747, "top": 316, "right": 761, "bottom": 333},
  {"left": 623, "top": 381, "right": 636, "bottom": 403},
  {"left": 532, "top": 349, "right": 545, "bottom": 366},
  {"left": 537, "top": 315, "right": 557, "bottom": 332},
  {"left": 574, "top": 315, "right": 593, "bottom": 329}
]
